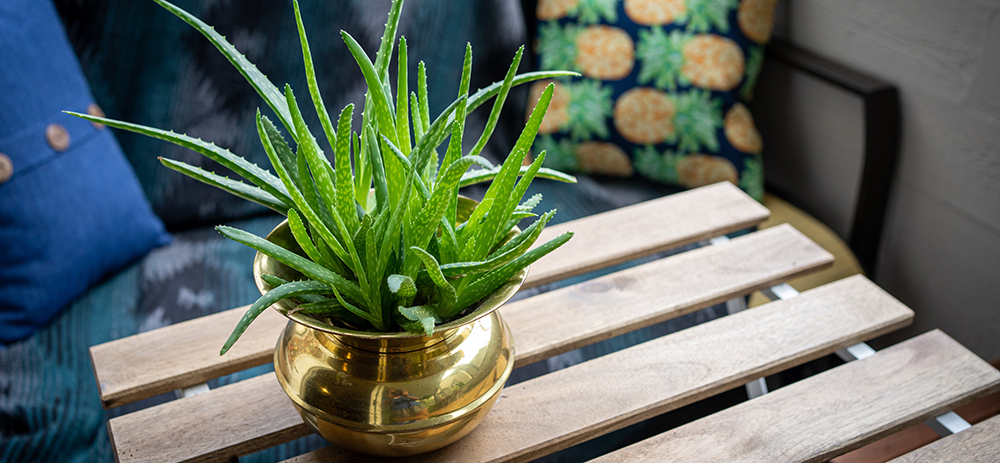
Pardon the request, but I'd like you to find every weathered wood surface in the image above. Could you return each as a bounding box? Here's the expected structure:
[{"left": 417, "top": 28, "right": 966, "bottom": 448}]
[
  {"left": 108, "top": 225, "right": 832, "bottom": 463},
  {"left": 90, "top": 182, "right": 768, "bottom": 409},
  {"left": 889, "top": 414, "right": 1000, "bottom": 463},
  {"left": 285, "top": 276, "right": 914, "bottom": 463},
  {"left": 593, "top": 330, "right": 1000, "bottom": 463}
]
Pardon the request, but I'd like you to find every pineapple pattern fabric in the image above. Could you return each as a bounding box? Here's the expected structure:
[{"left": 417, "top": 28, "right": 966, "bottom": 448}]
[{"left": 531, "top": 0, "right": 778, "bottom": 201}]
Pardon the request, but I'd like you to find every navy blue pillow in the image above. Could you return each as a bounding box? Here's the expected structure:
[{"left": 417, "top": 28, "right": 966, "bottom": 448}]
[{"left": 0, "top": 0, "right": 171, "bottom": 344}]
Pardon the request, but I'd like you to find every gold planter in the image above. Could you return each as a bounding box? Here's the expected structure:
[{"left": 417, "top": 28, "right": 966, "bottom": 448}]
[{"left": 254, "top": 197, "right": 522, "bottom": 457}]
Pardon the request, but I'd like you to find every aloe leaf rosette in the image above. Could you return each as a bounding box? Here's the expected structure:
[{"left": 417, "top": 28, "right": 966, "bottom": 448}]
[{"left": 67, "top": 0, "right": 578, "bottom": 354}]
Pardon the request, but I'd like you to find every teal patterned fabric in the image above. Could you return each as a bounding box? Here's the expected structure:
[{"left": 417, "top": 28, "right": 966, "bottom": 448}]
[{"left": 528, "top": 0, "right": 778, "bottom": 201}]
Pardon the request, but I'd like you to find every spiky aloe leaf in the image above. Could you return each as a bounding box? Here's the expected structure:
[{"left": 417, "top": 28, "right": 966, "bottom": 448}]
[
  {"left": 636, "top": 27, "right": 688, "bottom": 92},
  {"left": 374, "top": 0, "right": 405, "bottom": 80},
  {"left": 217, "top": 225, "right": 366, "bottom": 303},
  {"left": 398, "top": 305, "right": 440, "bottom": 336},
  {"left": 410, "top": 246, "right": 457, "bottom": 315},
  {"left": 538, "top": 22, "right": 579, "bottom": 72},
  {"left": 259, "top": 115, "right": 300, "bottom": 189},
  {"left": 293, "top": 0, "right": 338, "bottom": 153},
  {"left": 683, "top": 0, "right": 737, "bottom": 33},
  {"left": 387, "top": 274, "right": 417, "bottom": 299},
  {"left": 395, "top": 37, "right": 412, "bottom": 155},
  {"left": 158, "top": 157, "right": 288, "bottom": 213},
  {"left": 364, "top": 125, "right": 390, "bottom": 213},
  {"left": 467, "top": 46, "right": 523, "bottom": 160},
  {"left": 489, "top": 209, "right": 557, "bottom": 259},
  {"left": 220, "top": 279, "right": 333, "bottom": 354},
  {"left": 439, "top": 210, "right": 552, "bottom": 278},
  {"left": 287, "top": 209, "right": 328, "bottom": 267},
  {"left": 467, "top": 83, "right": 553, "bottom": 261},
  {"left": 66, "top": 111, "right": 292, "bottom": 207},
  {"left": 674, "top": 89, "right": 723, "bottom": 153},
  {"left": 440, "top": 44, "right": 473, "bottom": 179},
  {"left": 454, "top": 231, "right": 573, "bottom": 312},
  {"left": 459, "top": 165, "right": 576, "bottom": 188},
  {"left": 285, "top": 86, "right": 363, "bottom": 278},
  {"left": 335, "top": 105, "right": 359, "bottom": 233},
  {"left": 152, "top": 0, "right": 292, "bottom": 132},
  {"left": 258, "top": 112, "right": 358, "bottom": 278},
  {"left": 404, "top": 155, "right": 485, "bottom": 276},
  {"left": 341, "top": 31, "right": 399, "bottom": 147}
]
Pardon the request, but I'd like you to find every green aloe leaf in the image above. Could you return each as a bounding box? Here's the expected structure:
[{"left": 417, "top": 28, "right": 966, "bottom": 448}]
[
  {"left": 341, "top": 31, "right": 398, "bottom": 146},
  {"left": 216, "top": 225, "right": 366, "bottom": 305},
  {"left": 467, "top": 83, "right": 553, "bottom": 261},
  {"left": 395, "top": 37, "right": 412, "bottom": 155},
  {"left": 374, "top": 0, "right": 405, "bottom": 80},
  {"left": 410, "top": 246, "right": 457, "bottom": 312},
  {"left": 404, "top": 154, "right": 484, "bottom": 276},
  {"left": 220, "top": 279, "right": 332, "bottom": 355},
  {"left": 398, "top": 305, "right": 440, "bottom": 336},
  {"left": 293, "top": 0, "right": 338, "bottom": 152},
  {"left": 459, "top": 165, "right": 576, "bottom": 188},
  {"left": 287, "top": 209, "right": 329, "bottom": 267},
  {"left": 66, "top": 111, "right": 292, "bottom": 207},
  {"left": 258, "top": 111, "right": 357, "bottom": 278},
  {"left": 152, "top": 0, "right": 292, "bottom": 132},
  {"left": 335, "top": 105, "right": 359, "bottom": 233},
  {"left": 158, "top": 157, "right": 288, "bottom": 213},
  {"left": 467, "top": 46, "right": 522, "bottom": 159},
  {"left": 454, "top": 231, "right": 573, "bottom": 312},
  {"left": 259, "top": 115, "right": 300, "bottom": 189},
  {"left": 387, "top": 274, "right": 417, "bottom": 299}
]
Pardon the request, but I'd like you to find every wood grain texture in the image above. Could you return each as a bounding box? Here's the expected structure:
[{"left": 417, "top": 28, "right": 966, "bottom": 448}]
[
  {"left": 89, "top": 306, "right": 286, "bottom": 409},
  {"left": 108, "top": 225, "right": 830, "bottom": 463},
  {"left": 108, "top": 372, "right": 310, "bottom": 463},
  {"left": 90, "top": 182, "right": 769, "bottom": 409},
  {"left": 525, "top": 182, "right": 770, "bottom": 287},
  {"left": 888, "top": 414, "right": 1000, "bottom": 463},
  {"left": 508, "top": 224, "right": 832, "bottom": 367},
  {"left": 285, "top": 275, "right": 914, "bottom": 463},
  {"left": 594, "top": 330, "right": 1000, "bottom": 463}
]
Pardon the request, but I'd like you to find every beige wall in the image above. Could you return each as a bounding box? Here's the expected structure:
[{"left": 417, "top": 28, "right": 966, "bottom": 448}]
[{"left": 766, "top": 0, "right": 1000, "bottom": 360}]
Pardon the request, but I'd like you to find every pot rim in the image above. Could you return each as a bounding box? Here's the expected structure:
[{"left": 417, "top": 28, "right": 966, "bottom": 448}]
[{"left": 253, "top": 196, "right": 527, "bottom": 341}]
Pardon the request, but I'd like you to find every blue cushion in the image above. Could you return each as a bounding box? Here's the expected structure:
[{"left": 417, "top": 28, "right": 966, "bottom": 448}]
[{"left": 0, "top": 0, "right": 170, "bottom": 344}]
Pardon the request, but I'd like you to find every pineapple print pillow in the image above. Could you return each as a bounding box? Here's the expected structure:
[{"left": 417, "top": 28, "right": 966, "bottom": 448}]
[{"left": 529, "top": 0, "right": 777, "bottom": 201}]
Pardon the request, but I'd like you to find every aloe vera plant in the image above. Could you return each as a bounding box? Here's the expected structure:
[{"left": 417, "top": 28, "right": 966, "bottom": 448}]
[{"left": 68, "top": 0, "right": 578, "bottom": 354}]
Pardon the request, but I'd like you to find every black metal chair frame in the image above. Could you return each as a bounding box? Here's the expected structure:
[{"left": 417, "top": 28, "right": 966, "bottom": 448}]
[{"left": 763, "top": 39, "right": 901, "bottom": 277}]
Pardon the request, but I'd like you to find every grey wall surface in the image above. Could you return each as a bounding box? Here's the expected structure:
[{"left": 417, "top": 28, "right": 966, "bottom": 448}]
[{"left": 758, "top": 0, "right": 1000, "bottom": 361}]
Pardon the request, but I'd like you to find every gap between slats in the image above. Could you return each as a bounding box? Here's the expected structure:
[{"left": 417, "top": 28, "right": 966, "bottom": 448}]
[{"left": 107, "top": 223, "right": 829, "bottom": 463}]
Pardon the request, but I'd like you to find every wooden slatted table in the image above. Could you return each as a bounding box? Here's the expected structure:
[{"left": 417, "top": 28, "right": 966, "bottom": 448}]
[{"left": 89, "top": 182, "right": 1000, "bottom": 463}]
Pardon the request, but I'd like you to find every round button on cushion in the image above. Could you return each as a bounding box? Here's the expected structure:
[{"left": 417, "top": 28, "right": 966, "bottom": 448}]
[
  {"left": 87, "top": 103, "right": 106, "bottom": 129},
  {"left": 0, "top": 153, "right": 12, "bottom": 184},
  {"left": 46, "top": 123, "right": 71, "bottom": 151}
]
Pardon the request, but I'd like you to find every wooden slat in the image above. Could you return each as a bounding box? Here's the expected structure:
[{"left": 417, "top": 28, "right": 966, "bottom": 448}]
[
  {"left": 594, "top": 330, "right": 1000, "bottom": 463},
  {"left": 108, "top": 224, "right": 828, "bottom": 463},
  {"left": 284, "top": 276, "right": 914, "bottom": 463},
  {"left": 90, "top": 182, "right": 767, "bottom": 409},
  {"left": 888, "top": 414, "right": 1000, "bottom": 463}
]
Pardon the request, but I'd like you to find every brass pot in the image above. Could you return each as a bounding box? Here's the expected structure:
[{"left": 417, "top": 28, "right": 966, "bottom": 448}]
[{"left": 254, "top": 197, "right": 522, "bottom": 457}]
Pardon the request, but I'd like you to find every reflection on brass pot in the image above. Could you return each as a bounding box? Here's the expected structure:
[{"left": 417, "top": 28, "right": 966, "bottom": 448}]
[{"left": 257, "top": 196, "right": 524, "bottom": 456}]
